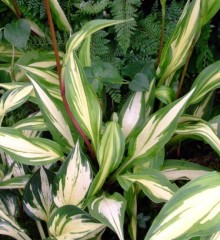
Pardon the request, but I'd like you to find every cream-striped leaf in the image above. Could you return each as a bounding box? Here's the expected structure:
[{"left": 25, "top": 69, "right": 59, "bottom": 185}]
[
  {"left": 0, "top": 175, "right": 31, "bottom": 189},
  {"left": 0, "top": 85, "right": 33, "bottom": 124},
  {"left": 79, "top": 36, "right": 91, "bottom": 67},
  {"left": 189, "top": 61, "right": 220, "bottom": 105},
  {"left": 48, "top": 205, "right": 105, "bottom": 239},
  {"left": 176, "top": 116, "right": 220, "bottom": 156},
  {"left": 88, "top": 121, "right": 125, "bottom": 197},
  {"left": 119, "top": 92, "right": 145, "bottom": 139},
  {"left": 23, "top": 167, "right": 55, "bottom": 221},
  {"left": 155, "top": 85, "right": 175, "bottom": 105},
  {"left": 0, "top": 127, "right": 63, "bottom": 165},
  {"left": 0, "top": 190, "right": 19, "bottom": 216},
  {"left": 145, "top": 172, "right": 220, "bottom": 240},
  {"left": 120, "top": 88, "right": 195, "bottom": 173},
  {"left": 49, "top": 0, "right": 72, "bottom": 33},
  {"left": 201, "top": 0, "right": 220, "bottom": 26},
  {"left": 209, "top": 115, "right": 220, "bottom": 138},
  {"left": 0, "top": 208, "right": 31, "bottom": 240},
  {"left": 65, "top": 52, "right": 102, "bottom": 151},
  {"left": 118, "top": 168, "right": 178, "bottom": 203},
  {"left": 89, "top": 193, "right": 127, "bottom": 240},
  {"left": 162, "top": 160, "right": 211, "bottom": 181},
  {"left": 53, "top": 141, "right": 92, "bottom": 208},
  {"left": 28, "top": 73, "right": 75, "bottom": 152},
  {"left": 157, "top": 0, "right": 201, "bottom": 86}
]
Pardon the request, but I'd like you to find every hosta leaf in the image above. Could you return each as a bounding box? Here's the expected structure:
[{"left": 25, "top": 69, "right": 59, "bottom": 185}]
[
  {"left": 118, "top": 168, "right": 177, "bottom": 203},
  {"left": 27, "top": 73, "right": 75, "bottom": 152},
  {"left": 121, "top": 88, "right": 195, "bottom": 172},
  {"left": 79, "top": 36, "right": 91, "bottom": 67},
  {"left": 0, "top": 127, "right": 64, "bottom": 165},
  {"left": 119, "top": 92, "right": 146, "bottom": 139},
  {"left": 155, "top": 86, "right": 176, "bottom": 105},
  {"left": 88, "top": 121, "right": 125, "bottom": 197},
  {"left": 157, "top": 0, "right": 201, "bottom": 86},
  {"left": 23, "top": 167, "right": 55, "bottom": 221},
  {"left": 0, "top": 174, "right": 31, "bottom": 189},
  {"left": 0, "top": 190, "right": 19, "bottom": 216},
  {"left": 0, "top": 208, "right": 31, "bottom": 240},
  {"left": 162, "top": 160, "right": 211, "bottom": 181},
  {"left": 209, "top": 115, "right": 220, "bottom": 138},
  {"left": 13, "top": 115, "right": 47, "bottom": 131},
  {"left": 201, "top": 0, "right": 220, "bottom": 25},
  {"left": 53, "top": 141, "right": 92, "bottom": 208},
  {"left": 49, "top": 0, "right": 72, "bottom": 32},
  {"left": 89, "top": 193, "right": 127, "bottom": 240},
  {"left": 0, "top": 84, "right": 33, "bottom": 124},
  {"left": 189, "top": 61, "right": 220, "bottom": 105},
  {"left": 64, "top": 52, "right": 102, "bottom": 151},
  {"left": 176, "top": 116, "right": 220, "bottom": 156},
  {"left": 48, "top": 205, "right": 105, "bottom": 239},
  {"left": 145, "top": 172, "right": 220, "bottom": 240}
]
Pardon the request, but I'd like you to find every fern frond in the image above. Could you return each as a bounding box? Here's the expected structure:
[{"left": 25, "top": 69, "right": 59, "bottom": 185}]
[
  {"left": 111, "top": 0, "right": 141, "bottom": 53},
  {"left": 74, "top": 0, "right": 109, "bottom": 14},
  {"left": 106, "top": 87, "right": 122, "bottom": 103}
]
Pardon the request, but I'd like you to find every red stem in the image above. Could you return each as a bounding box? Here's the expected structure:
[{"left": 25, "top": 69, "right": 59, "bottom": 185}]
[{"left": 43, "top": 0, "right": 96, "bottom": 162}]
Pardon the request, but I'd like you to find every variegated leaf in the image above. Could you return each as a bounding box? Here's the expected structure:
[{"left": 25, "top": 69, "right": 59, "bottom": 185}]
[
  {"left": 0, "top": 175, "right": 31, "bottom": 189},
  {"left": 209, "top": 115, "right": 220, "bottom": 138},
  {"left": 119, "top": 92, "right": 146, "bottom": 139},
  {"left": 48, "top": 205, "right": 105, "bottom": 239},
  {"left": 162, "top": 160, "right": 211, "bottom": 181},
  {"left": 155, "top": 85, "right": 175, "bottom": 105},
  {"left": 27, "top": 73, "right": 75, "bottom": 152},
  {"left": 89, "top": 193, "right": 127, "bottom": 240},
  {"left": 145, "top": 172, "right": 220, "bottom": 240},
  {"left": 189, "top": 61, "right": 220, "bottom": 105},
  {"left": 157, "top": 0, "right": 201, "bottom": 86},
  {"left": 0, "top": 127, "right": 64, "bottom": 165},
  {"left": 53, "top": 141, "right": 92, "bottom": 208},
  {"left": 88, "top": 121, "right": 125, "bottom": 197},
  {"left": 23, "top": 167, "right": 55, "bottom": 221},
  {"left": 201, "top": 0, "right": 220, "bottom": 25},
  {"left": 64, "top": 52, "right": 102, "bottom": 151},
  {"left": 176, "top": 116, "right": 220, "bottom": 156},
  {"left": 49, "top": 0, "right": 72, "bottom": 32},
  {"left": 0, "top": 190, "right": 19, "bottom": 216},
  {"left": 0, "top": 208, "right": 31, "bottom": 240},
  {"left": 119, "top": 88, "right": 195, "bottom": 173},
  {"left": 0, "top": 84, "right": 33, "bottom": 124},
  {"left": 118, "top": 168, "right": 178, "bottom": 203},
  {"left": 79, "top": 36, "right": 91, "bottom": 67}
]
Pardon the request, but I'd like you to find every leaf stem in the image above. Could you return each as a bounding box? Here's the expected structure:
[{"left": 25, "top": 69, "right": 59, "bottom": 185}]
[
  {"left": 35, "top": 221, "right": 46, "bottom": 240},
  {"left": 10, "top": 45, "right": 16, "bottom": 82},
  {"left": 13, "top": 0, "right": 21, "bottom": 18},
  {"left": 43, "top": 0, "right": 96, "bottom": 163}
]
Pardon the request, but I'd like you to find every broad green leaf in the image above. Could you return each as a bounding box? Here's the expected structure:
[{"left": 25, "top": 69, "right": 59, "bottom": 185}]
[
  {"left": 189, "top": 61, "right": 220, "bottom": 105},
  {"left": 0, "top": 190, "right": 19, "bottom": 216},
  {"left": 0, "top": 127, "right": 64, "bottom": 165},
  {"left": 119, "top": 92, "right": 146, "bottom": 139},
  {"left": 48, "top": 205, "right": 105, "bottom": 239},
  {"left": 176, "top": 115, "right": 220, "bottom": 156},
  {"left": 0, "top": 208, "right": 31, "bottom": 240},
  {"left": 0, "top": 175, "right": 31, "bottom": 189},
  {"left": 28, "top": 73, "right": 75, "bottom": 152},
  {"left": 157, "top": 0, "right": 201, "bottom": 86},
  {"left": 4, "top": 19, "right": 31, "bottom": 50},
  {"left": 118, "top": 168, "right": 178, "bottom": 203},
  {"left": 64, "top": 52, "right": 102, "bottom": 151},
  {"left": 145, "top": 172, "right": 220, "bottom": 240},
  {"left": 53, "top": 141, "right": 92, "bottom": 208},
  {"left": 13, "top": 115, "right": 47, "bottom": 131},
  {"left": 88, "top": 121, "right": 125, "bottom": 197},
  {"left": 49, "top": 0, "right": 72, "bottom": 32},
  {"left": 0, "top": 85, "right": 33, "bottom": 125},
  {"left": 120, "top": 88, "right": 195, "bottom": 173},
  {"left": 162, "top": 160, "right": 211, "bottom": 181},
  {"left": 79, "top": 36, "right": 91, "bottom": 67},
  {"left": 23, "top": 167, "right": 55, "bottom": 221},
  {"left": 201, "top": 0, "right": 220, "bottom": 26},
  {"left": 89, "top": 193, "right": 127, "bottom": 240}
]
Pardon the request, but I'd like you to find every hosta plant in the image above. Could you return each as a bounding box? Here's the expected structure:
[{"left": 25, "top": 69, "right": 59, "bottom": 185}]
[{"left": 0, "top": 0, "right": 220, "bottom": 240}]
